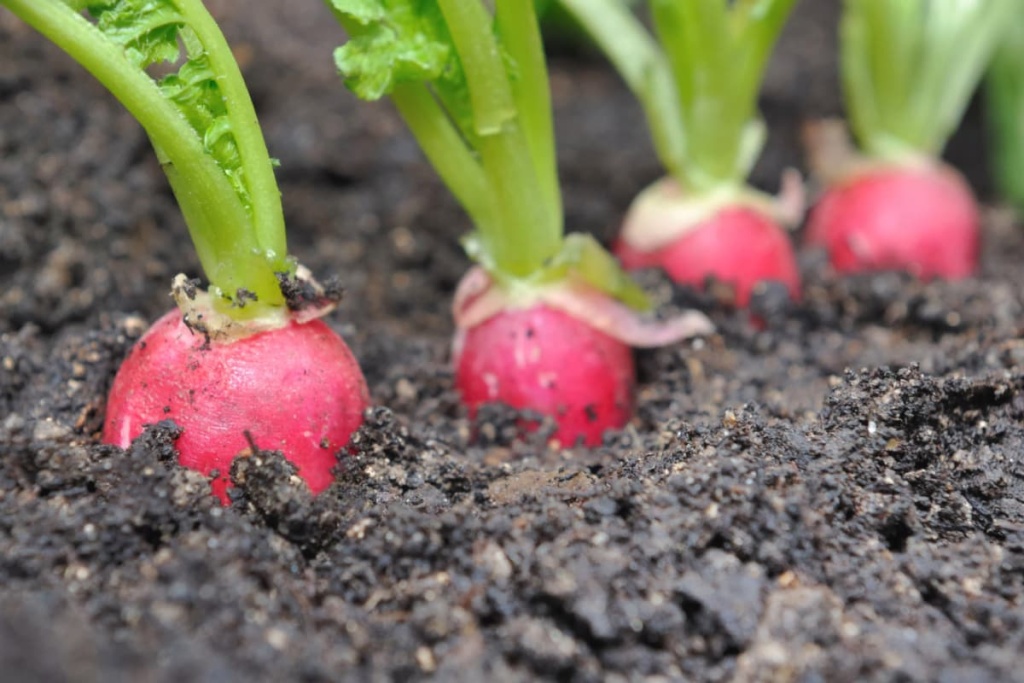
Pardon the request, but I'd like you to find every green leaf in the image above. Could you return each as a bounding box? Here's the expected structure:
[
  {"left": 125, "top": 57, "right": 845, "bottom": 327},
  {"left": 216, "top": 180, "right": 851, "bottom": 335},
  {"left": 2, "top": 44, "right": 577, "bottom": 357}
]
[
  {"left": 84, "top": 0, "right": 183, "bottom": 68},
  {"left": 70, "top": 0, "right": 257, "bottom": 226},
  {"left": 158, "top": 44, "right": 251, "bottom": 212},
  {"left": 331, "top": 0, "right": 451, "bottom": 100},
  {"left": 331, "top": 0, "right": 482, "bottom": 145},
  {"left": 328, "top": 0, "right": 385, "bottom": 24}
]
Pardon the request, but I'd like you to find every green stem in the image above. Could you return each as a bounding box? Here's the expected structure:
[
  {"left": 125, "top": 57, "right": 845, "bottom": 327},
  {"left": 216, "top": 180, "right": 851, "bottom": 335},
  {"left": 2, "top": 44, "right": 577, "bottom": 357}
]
[
  {"left": 438, "top": 0, "right": 560, "bottom": 277},
  {"left": 651, "top": 0, "right": 794, "bottom": 191},
  {"left": 843, "top": 0, "right": 1015, "bottom": 159},
  {"left": 557, "top": 0, "right": 685, "bottom": 180},
  {"left": 651, "top": 0, "right": 718, "bottom": 188},
  {"left": 2, "top": 0, "right": 285, "bottom": 310},
  {"left": 328, "top": 0, "right": 649, "bottom": 308},
  {"left": 495, "top": 0, "right": 561, "bottom": 229},
  {"left": 176, "top": 0, "right": 286, "bottom": 261},
  {"left": 986, "top": 19, "right": 1024, "bottom": 208},
  {"left": 390, "top": 83, "right": 494, "bottom": 232},
  {"left": 436, "top": 0, "right": 516, "bottom": 136},
  {"left": 541, "top": 0, "right": 793, "bottom": 193}
]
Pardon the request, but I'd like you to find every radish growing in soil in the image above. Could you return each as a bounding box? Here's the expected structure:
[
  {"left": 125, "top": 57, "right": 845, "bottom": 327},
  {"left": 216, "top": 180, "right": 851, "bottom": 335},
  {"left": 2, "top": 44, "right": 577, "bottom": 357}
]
[
  {"left": 3, "top": 0, "right": 370, "bottom": 502},
  {"left": 560, "top": 0, "right": 803, "bottom": 307},
  {"left": 803, "top": 0, "right": 1015, "bottom": 279},
  {"left": 327, "top": 0, "right": 712, "bottom": 447}
]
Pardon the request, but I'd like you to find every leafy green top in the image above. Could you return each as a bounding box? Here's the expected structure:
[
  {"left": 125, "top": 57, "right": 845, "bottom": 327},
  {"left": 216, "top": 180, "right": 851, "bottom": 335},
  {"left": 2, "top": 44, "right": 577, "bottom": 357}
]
[
  {"left": 3, "top": 0, "right": 290, "bottom": 314},
  {"left": 985, "top": 15, "right": 1024, "bottom": 208},
  {"left": 329, "top": 0, "right": 648, "bottom": 309},
  {"left": 559, "top": 0, "right": 795, "bottom": 195},
  {"left": 842, "top": 0, "right": 1016, "bottom": 161}
]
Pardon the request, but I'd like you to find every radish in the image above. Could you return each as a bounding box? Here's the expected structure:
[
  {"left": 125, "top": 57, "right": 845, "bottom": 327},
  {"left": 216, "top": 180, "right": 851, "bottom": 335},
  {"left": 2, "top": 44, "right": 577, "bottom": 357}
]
[
  {"left": 804, "top": 160, "right": 978, "bottom": 279},
  {"left": 7, "top": 0, "right": 369, "bottom": 502},
  {"left": 614, "top": 178, "right": 802, "bottom": 306},
  {"left": 104, "top": 284, "right": 368, "bottom": 501},
  {"left": 454, "top": 304, "right": 634, "bottom": 447},
  {"left": 449, "top": 266, "right": 712, "bottom": 446},
  {"left": 803, "top": 0, "right": 1015, "bottom": 279},
  {"left": 560, "top": 0, "right": 803, "bottom": 307},
  {"left": 329, "top": 0, "right": 712, "bottom": 446}
]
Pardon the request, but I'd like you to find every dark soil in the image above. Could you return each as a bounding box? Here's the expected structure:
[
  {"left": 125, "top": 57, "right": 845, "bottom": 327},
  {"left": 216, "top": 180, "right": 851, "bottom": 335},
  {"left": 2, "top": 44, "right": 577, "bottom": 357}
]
[{"left": 2, "top": 1, "right": 1023, "bottom": 681}]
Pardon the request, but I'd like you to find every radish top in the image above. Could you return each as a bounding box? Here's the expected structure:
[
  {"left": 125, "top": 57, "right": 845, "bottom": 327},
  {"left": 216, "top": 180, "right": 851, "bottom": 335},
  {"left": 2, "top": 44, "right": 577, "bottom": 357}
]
[
  {"left": 2, "top": 0, "right": 292, "bottom": 317},
  {"left": 841, "top": 0, "right": 1016, "bottom": 161},
  {"left": 329, "top": 0, "right": 648, "bottom": 310},
  {"left": 985, "top": 16, "right": 1024, "bottom": 208},
  {"left": 560, "top": 0, "right": 796, "bottom": 195}
]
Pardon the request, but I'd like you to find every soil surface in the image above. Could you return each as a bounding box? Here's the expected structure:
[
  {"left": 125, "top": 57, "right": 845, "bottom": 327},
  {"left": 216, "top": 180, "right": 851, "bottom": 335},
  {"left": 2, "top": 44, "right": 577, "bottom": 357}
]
[{"left": 2, "top": 2, "right": 1023, "bottom": 681}]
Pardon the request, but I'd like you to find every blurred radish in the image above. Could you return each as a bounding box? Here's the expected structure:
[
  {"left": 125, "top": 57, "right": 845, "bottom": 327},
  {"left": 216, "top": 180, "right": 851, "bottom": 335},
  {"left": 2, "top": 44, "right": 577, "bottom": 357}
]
[
  {"left": 328, "top": 0, "right": 711, "bottom": 446},
  {"left": 804, "top": 0, "right": 1015, "bottom": 279},
  {"left": 5, "top": 0, "right": 370, "bottom": 502},
  {"left": 561, "top": 0, "right": 803, "bottom": 307}
]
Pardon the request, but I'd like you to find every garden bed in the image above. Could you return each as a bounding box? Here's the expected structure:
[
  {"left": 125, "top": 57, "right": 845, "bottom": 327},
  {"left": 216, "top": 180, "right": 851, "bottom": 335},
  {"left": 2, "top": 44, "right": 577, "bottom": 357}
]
[{"left": 1, "top": 1, "right": 1022, "bottom": 681}]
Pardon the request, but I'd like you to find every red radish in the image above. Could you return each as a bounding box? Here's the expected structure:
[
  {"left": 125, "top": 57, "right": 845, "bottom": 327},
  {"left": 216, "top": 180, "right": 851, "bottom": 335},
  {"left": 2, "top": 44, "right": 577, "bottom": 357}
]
[
  {"left": 454, "top": 304, "right": 634, "bottom": 447},
  {"left": 615, "top": 210, "right": 799, "bottom": 306},
  {"left": 614, "top": 182, "right": 801, "bottom": 305},
  {"left": 8, "top": 0, "right": 372, "bottom": 500},
  {"left": 104, "top": 308, "right": 369, "bottom": 503},
  {"left": 801, "top": 0, "right": 1011, "bottom": 279},
  {"left": 451, "top": 267, "right": 712, "bottom": 446},
  {"left": 560, "top": 0, "right": 802, "bottom": 308},
  {"left": 805, "top": 162, "right": 978, "bottom": 279},
  {"left": 333, "top": 1, "right": 713, "bottom": 447}
]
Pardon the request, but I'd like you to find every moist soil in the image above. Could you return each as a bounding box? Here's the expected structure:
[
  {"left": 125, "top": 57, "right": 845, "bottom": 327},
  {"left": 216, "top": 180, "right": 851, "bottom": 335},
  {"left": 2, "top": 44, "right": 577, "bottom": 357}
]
[{"left": 2, "top": 2, "right": 1023, "bottom": 681}]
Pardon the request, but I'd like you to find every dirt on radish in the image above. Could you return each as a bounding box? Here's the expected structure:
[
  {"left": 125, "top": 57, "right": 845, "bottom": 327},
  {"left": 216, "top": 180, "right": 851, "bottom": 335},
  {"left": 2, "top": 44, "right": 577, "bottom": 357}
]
[{"left": 1, "top": 2, "right": 1023, "bottom": 682}]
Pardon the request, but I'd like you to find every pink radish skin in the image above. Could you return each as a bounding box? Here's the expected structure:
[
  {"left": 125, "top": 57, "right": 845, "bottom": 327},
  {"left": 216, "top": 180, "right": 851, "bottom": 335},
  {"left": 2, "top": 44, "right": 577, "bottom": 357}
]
[
  {"left": 615, "top": 206, "right": 801, "bottom": 307},
  {"left": 103, "top": 309, "right": 370, "bottom": 503},
  {"left": 805, "top": 163, "right": 978, "bottom": 279},
  {"left": 454, "top": 304, "right": 635, "bottom": 447}
]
